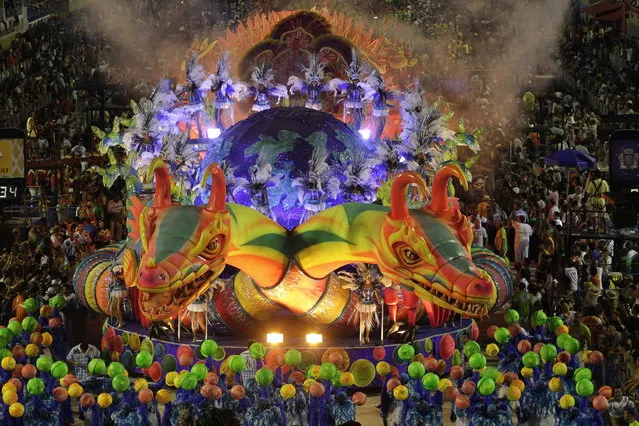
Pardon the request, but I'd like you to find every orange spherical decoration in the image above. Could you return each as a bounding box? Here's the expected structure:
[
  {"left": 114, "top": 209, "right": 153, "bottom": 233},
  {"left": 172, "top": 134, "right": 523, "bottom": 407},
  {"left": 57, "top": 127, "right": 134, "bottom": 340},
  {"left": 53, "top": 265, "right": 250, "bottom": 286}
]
[
  {"left": 598, "top": 385, "right": 613, "bottom": 399},
  {"left": 386, "top": 378, "right": 401, "bottom": 392},
  {"left": 200, "top": 384, "right": 212, "bottom": 398},
  {"left": 230, "top": 385, "right": 245, "bottom": 400},
  {"left": 461, "top": 380, "right": 476, "bottom": 395},
  {"left": 450, "top": 366, "right": 464, "bottom": 380},
  {"left": 21, "top": 364, "right": 37, "bottom": 379},
  {"left": 61, "top": 374, "right": 77, "bottom": 388},
  {"left": 439, "top": 334, "right": 455, "bottom": 360},
  {"left": 309, "top": 382, "right": 325, "bottom": 398},
  {"left": 517, "top": 340, "right": 532, "bottom": 354},
  {"left": 138, "top": 388, "right": 154, "bottom": 404},
  {"left": 327, "top": 351, "right": 343, "bottom": 367},
  {"left": 352, "top": 391, "right": 367, "bottom": 406},
  {"left": 593, "top": 395, "right": 609, "bottom": 411},
  {"left": 48, "top": 317, "right": 62, "bottom": 329},
  {"left": 555, "top": 325, "right": 569, "bottom": 336},
  {"left": 205, "top": 372, "right": 219, "bottom": 386},
  {"left": 30, "top": 332, "right": 42, "bottom": 346},
  {"left": 503, "top": 372, "right": 518, "bottom": 385},
  {"left": 208, "top": 385, "right": 223, "bottom": 401},
  {"left": 80, "top": 393, "right": 95, "bottom": 408},
  {"left": 424, "top": 357, "right": 438, "bottom": 372},
  {"left": 455, "top": 394, "right": 470, "bottom": 409},
  {"left": 589, "top": 351, "right": 604, "bottom": 365},
  {"left": 8, "top": 378, "right": 22, "bottom": 392},
  {"left": 289, "top": 371, "right": 305, "bottom": 385},
  {"left": 557, "top": 351, "right": 572, "bottom": 364},
  {"left": 508, "top": 323, "right": 522, "bottom": 337},
  {"left": 12, "top": 345, "right": 25, "bottom": 360},
  {"left": 52, "top": 387, "right": 68, "bottom": 402},
  {"left": 444, "top": 386, "right": 460, "bottom": 401},
  {"left": 12, "top": 364, "right": 23, "bottom": 378},
  {"left": 533, "top": 343, "right": 544, "bottom": 354},
  {"left": 486, "top": 325, "right": 498, "bottom": 339}
]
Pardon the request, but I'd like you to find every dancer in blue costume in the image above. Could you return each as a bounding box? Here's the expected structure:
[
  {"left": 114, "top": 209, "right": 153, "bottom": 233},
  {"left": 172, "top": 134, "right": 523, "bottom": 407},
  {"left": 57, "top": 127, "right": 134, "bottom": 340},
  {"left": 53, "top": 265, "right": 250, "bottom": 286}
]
[{"left": 288, "top": 53, "right": 331, "bottom": 111}]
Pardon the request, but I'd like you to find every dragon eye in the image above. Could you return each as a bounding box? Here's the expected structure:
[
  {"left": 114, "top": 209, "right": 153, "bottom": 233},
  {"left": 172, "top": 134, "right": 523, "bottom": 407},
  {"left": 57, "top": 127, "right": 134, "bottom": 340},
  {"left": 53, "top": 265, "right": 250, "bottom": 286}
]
[
  {"left": 207, "top": 237, "right": 219, "bottom": 252},
  {"left": 159, "top": 274, "right": 167, "bottom": 281},
  {"left": 396, "top": 245, "right": 421, "bottom": 267}
]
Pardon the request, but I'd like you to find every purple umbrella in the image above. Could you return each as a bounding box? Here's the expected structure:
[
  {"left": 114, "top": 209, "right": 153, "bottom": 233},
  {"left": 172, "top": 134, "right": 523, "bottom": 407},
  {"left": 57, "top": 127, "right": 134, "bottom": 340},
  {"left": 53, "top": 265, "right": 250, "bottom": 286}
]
[{"left": 544, "top": 149, "right": 597, "bottom": 170}]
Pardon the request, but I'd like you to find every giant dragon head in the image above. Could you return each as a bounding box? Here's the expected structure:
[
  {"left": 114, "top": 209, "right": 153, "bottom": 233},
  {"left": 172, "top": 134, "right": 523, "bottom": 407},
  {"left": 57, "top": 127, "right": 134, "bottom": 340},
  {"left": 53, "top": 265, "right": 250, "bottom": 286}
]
[
  {"left": 131, "top": 160, "right": 231, "bottom": 320},
  {"left": 375, "top": 163, "right": 495, "bottom": 317}
]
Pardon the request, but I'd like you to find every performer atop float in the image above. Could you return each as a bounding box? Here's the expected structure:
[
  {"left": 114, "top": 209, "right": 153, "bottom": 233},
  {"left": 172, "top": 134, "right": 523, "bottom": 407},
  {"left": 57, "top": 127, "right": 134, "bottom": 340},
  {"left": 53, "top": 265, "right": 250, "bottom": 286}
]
[
  {"left": 244, "top": 62, "right": 288, "bottom": 113},
  {"left": 211, "top": 51, "right": 245, "bottom": 130},
  {"left": 287, "top": 53, "right": 330, "bottom": 111},
  {"left": 329, "top": 48, "right": 370, "bottom": 131},
  {"left": 363, "top": 69, "right": 401, "bottom": 141}
]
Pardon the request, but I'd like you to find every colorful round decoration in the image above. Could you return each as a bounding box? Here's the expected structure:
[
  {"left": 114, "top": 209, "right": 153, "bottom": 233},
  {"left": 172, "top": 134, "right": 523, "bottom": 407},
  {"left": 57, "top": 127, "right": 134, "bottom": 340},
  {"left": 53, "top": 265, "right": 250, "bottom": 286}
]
[
  {"left": 424, "top": 338, "right": 433, "bottom": 354},
  {"left": 154, "top": 343, "right": 166, "bottom": 359},
  {"left": 120, "top": 332, "right": 130, "bottom": 346},
  {"left": 213, "top": 347, "right": 226, "bottom": 361},
  {"left": 264, "top": 348, "right": 287, "bottom": 370},
  {"left": 140, "top": 338, "right": 154, "bottom": 357},
  {"left": 161, "top": 355, "right": 177, "bottom": 373},
  {"left": 349, "top": 359, "right": 375, "bottom": 387},
  {"left": 439, "top": 334, "right": 455, "bottom": 360},
  {"left": 128, "top": 334, "right": 140, "bottom": 352},
  {"left": 119, "top": 350, "right": 134, "bottom": 372},
  {"left": 321, "top": 348, "right": 350, "bottom": 371}
]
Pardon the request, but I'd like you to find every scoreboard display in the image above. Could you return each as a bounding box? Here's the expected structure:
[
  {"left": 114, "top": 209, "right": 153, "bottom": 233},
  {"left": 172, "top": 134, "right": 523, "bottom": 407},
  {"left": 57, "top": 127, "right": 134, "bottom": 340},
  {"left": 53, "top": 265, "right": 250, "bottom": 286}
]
[{"left": 0, "top": 130, "right": 26, "bottom": 206}]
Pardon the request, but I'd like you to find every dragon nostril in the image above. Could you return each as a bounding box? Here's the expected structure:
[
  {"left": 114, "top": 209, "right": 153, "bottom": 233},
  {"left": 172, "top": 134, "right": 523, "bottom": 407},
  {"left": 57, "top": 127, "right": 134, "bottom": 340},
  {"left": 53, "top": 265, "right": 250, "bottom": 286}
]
[{"left": 469, "top": 279, "right": 492, "bottom": 297}]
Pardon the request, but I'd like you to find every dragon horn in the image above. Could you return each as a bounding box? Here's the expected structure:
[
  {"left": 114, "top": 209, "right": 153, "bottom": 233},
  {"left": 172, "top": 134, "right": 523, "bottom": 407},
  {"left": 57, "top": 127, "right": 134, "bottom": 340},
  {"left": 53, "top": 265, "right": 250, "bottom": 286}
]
[
  {"left": 389, "top": 172, "right": 429, "bottom": 220},
  {"left": 200, "top": 163, "right": 227, "bottom": 212},
  {"left": 147, "top": 158, "right": 172, "bottom": 209},
  {"left": 428, "top": 163, "right": 468, "bottom": 213}
]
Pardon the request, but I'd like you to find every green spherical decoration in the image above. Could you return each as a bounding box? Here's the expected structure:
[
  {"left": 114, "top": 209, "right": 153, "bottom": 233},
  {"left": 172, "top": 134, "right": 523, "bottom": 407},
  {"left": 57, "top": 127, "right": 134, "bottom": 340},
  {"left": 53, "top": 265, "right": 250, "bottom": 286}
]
[
  {"left": 573, "top": 367, "right": 592, "bottom": 383},
  {"left": 249, "top": 343, "right": 266, "bottom": 360},
  {"left": 36, "top": 355, "right": 53, "bottom": 372},
  {"left": 504, "top": 309, "right": 520, "bottom": 324},
  {"left": 452, "top": 349, "right": 462, "bottom": 367},
  {"left": 27, "top": 377, "right": 45, "bottom": 395},
  {"left": 228, "top": 355, "right": 246, "bottom": 373},
  {"left": 49, "top": 295, "right": 66, "bottom": 310},
  {"left": 556, "top": 333, "right": 570, "bottom": 349},
  {"left": 88, "top": 358, "right": 106, "bottom": 375},
  {"left": 0, "top": 348, "right": 11, "bottom": 360},
  {"left": 190, "top": 363, "right": 208, "bottom": 381},
  {"left": 397, "top": 344, "right": 415, "bottom": 362},
  {"left": 255, "top": 367, "right": 274, "bottom": 386},
  {"left": 469, "top": 353, "right": 487, "bottom": 370},
  {"left": 50, "top": 361, "right": 69, "bottom": 379},
  {"left": 540, "top": 344, "right": 558, "bottom": 363},
  {"left": 480, "top": 366, "right": 499, "bottom": 381},
  {"left": 477, "top": 377, "right": 496, "bottom": 396},
  {"left": 135, "top": 351, "right": 153, "bottom": 369},
  {"left": 107, "top": 362, "right": 125, "bottom": 378},
  {"left": 21, "top": 316, "right": 38, "bottom": 333},
  {"left": 180, "top": 373, "right": 198, "bottom": 390},
  {"left": 576, "top": 379, "right": 594, "bottom": 397},
  {"left": 319, "top": 362, "right": 337, "bottom": 381},
  {"left": 564, "top": 338, "right": 580, "bottom": 355},
  {"left": 548, "top": 316, "right": 564, "bottom": 332},
  {"left": 199, "top": 340, "right": 218, "bottom": 358},
  {"left": 421, "top": 373, "right": 440, "bottom": 391},
  {"left": 23, "top": 298, "right": 39, "bottom": 314},
  {"left": 285, "top": 349, "right": 302, "bottom": 367},
  {"left": 494, "top": 327, "right": 510, "bottom": 344},
  {"left": 463, "top": 341, "right": 481, "bottom": 358},
  {"left": 522, "top": 351, "right": 541, "bottom": 369},
  {"left": 408, "top": 361, "right": 426, "bottom": 379},
  {"left": 7, "top": 320, "right": 22, "bottom": 336},
  {"left": 111, "top": 374, "right": 130, "bottom": 392},
  {"left": 0, "top": 336, "right": 8, "bottom": 349},
  {"left": 532, "top": 311, "right": 547, "bottom": 327}
]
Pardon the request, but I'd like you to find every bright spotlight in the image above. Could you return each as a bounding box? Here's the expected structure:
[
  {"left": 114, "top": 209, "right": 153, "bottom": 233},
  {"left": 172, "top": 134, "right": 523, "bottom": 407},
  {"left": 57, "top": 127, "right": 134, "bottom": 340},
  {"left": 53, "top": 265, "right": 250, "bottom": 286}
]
[
  {"left": 207, "top": 127, "right": 221, "bottom": 139},
  {"left": 266, "top": 333, "right": 283, "bottom": 344},
  {"left": 306, "top": 333, "right": 323, "bottom": 344},
  {"left": 398, "top": 155, "right": 406, "bottom": 163},
  {"left": 359, "top": 129, "right": 371, "bottom": 140}
]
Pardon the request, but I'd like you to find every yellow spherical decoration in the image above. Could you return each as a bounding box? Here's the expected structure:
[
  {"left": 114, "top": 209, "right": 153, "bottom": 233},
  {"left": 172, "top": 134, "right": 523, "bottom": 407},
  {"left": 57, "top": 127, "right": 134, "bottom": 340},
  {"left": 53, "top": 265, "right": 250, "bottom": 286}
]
[
  {"left": 41, "top": 332, "right": 53, "bottom": 347},
  {"left": 437, "top": 378, "right": 453, "bottom": 392},
  {"left": 2, "top": 382, "right": 17, "bottom": 394},
  {"left": 548, "top": 377, "right": 563, "bottom": 393},
  {"left": 310, "top": 365, "right": 321, "bottom": 380},
  {"left": 582, "top": 350, "right": 592, "bottom": 363},
  {"left": 303, "top": 378, "right": 316, "bottom": 392},
  {"left": 165, "top": 371, "right": 178, "bottom": 387},
  {"left": 134, "top": 378, "right": 149, "bottom": 391},
  {"left": 68, "top": 383, "right": 83, "bottom": 398},
  {"left": 506, "top": 386, "right": 521, "bottom": 401},
  {"left": 124, "top": 370, "right": 129, "bottom": 377},
  {"left": 485, "top": 344, "right": 500, "bottom": 357},
  {"left": 393, "top": 385, "right": 409, "bottom": 401},
  {"left": 511, "top": 379, "right": 525, "bottom": 392},
  {"left": 25, "top": 344, "right": 39, "bottom": 358},
  {"left": 9, "top": 402, "right": 24, "bottom": 418},
  {"left": 179, "top": 369, "right": 188, "bottom": 376},
  {"left": 560, "top": 394, "right": 575, "bottom": 409},
  {"left": 3, "top": 390, "right": 18, "bottom": 405},
  {"left": 495, "top": 373, "right": 505, "bottom": 386},
  {"left": 280, "top": 383, "right": 296, "bottom": 400},
  {"left": 520, "top": 367, "right": 533, "bottom": 378},
  {"left": 1, "top": 357, "right": 16, "bottom": 371},
  {"left": 97, "top": 392, "right": 113, "bottom": 408},
  {"left": 552, "top": 362, "right": 567, "bottom": 376},
  {"left": 340, "top": 372, "right": 355, "bottom": 387},
  {"left": 155, "top": 389, "right": 171, "bottom": 405}
]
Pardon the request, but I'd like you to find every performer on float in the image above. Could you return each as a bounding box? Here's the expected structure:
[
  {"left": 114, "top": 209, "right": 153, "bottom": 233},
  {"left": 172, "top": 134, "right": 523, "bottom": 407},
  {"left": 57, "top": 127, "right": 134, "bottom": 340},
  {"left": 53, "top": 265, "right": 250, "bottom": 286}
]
[
  {"left": 287, "top": 53, "right": 330, "bottom": 111},
  {"left": 245, "top": 62, "right": 288, "bottom": 113},
  {"left": 329, "top": 48, "right": 369, "bottom": 131},
  {"left": 363, "top": 69, "right": 400, "bottom": 141},
  {"left": 211, "top": 51, "right": 245, "bottom": 131},
  {"left": 108, "top": 265, "right": 128, "bottom": 328},
  {"left": 339, "top": 263, "right": 383, "bottom": 344}
]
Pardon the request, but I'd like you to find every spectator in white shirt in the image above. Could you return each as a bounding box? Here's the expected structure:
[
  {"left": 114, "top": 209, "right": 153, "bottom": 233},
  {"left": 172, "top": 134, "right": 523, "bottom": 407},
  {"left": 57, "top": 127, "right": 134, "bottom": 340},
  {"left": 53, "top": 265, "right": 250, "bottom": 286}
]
[
  {"left": 512, "top": 215, "right": 533, "bottom": 264},
  {"left": 472, "top": 218, "right": 488, "bottom": 248}
]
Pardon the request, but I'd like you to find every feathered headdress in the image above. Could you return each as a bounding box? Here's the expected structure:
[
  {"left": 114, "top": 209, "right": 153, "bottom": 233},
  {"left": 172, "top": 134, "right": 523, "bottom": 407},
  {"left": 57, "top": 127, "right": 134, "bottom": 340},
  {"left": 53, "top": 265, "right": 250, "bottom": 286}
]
[
  {"left": 303, "top": 54, "right": 325, "bottom": 84},
  {"left": 251, "top": 62, "right": 275, "bottom": 87},
  {"left": 346, "top": 47, "right": 365, "bottom": 81},
  {"left": 216, "top": 51, "right": 231, "bottom": 81},
  {"left": 364, "top": 69, "right": 385, "bottom": 90}
]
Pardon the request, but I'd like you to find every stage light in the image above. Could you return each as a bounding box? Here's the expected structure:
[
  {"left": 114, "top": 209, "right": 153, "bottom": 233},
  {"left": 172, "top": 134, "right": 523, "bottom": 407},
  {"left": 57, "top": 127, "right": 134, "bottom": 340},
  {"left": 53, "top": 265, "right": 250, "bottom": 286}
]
[
  {"left": 359, "top": 129, "right": 371, "bottom": 140},
  {"left": 266, "top": 333, "right": 283, "bottom": 344},
  {"left": 207, "top": 127, "right": 221, "bottom": 139},
  {"left": 306, "top": 333, "right": 323, "bottom": 344},
  {"left": 398, "top": 155, "right": 406, "bottom": 163},
  {"left": 373, "top": 16, "right": 379, "bottom": 19}
]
